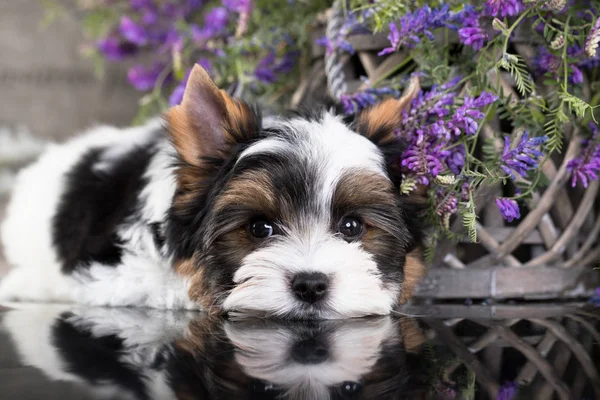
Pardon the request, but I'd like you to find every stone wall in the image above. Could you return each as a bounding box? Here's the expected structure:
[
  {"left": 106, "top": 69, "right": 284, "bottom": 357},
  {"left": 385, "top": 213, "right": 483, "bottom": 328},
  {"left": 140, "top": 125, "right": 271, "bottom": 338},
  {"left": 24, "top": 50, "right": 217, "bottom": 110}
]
[{"left": 0, "top": 1, "right": 143, "bottom": 276}]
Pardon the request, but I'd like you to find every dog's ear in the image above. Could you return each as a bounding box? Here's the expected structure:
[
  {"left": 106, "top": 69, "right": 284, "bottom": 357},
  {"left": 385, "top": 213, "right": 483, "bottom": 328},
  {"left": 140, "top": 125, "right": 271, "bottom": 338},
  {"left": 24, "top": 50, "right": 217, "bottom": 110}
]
[
  {"left": 167, "top": 64, "right": 260, "bottom": 168},
  {"left": 356, "top": 75, "right": 420, "bottom": 146}
]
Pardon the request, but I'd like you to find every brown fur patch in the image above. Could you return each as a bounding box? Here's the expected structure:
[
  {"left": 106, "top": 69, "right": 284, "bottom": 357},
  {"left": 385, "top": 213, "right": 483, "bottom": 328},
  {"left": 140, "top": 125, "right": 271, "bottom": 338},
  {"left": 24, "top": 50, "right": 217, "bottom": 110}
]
[
  {"left": 213, "top": 170, "right": 276, "bottom": 215},
  {"left": 332, "top": 171, "right": 396, "bottom": 211},
  {"left": 399, "top": 317, "right": 426, "bottom": 353},
  {"left": 399, "top": 248, "right": 425, "bottom": 304},
  {"left": 174, "top": 258, "right": 214, "bottom": 312},
  {"left": 357, "top": 75, "right": 420, "bottom": 144},
  {"left": 166, "top": 64, "right": 260, "bottom": 214}
]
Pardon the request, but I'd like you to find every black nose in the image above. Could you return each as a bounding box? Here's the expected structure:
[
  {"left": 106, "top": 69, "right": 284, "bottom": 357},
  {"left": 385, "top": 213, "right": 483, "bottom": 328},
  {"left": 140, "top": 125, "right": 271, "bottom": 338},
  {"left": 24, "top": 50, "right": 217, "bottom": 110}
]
[
  {"left": 291, "top": 272, "right": 328, "bottom": 303},
  {"left": 291, "top": 337, "right": 329, "bottom": 364}
]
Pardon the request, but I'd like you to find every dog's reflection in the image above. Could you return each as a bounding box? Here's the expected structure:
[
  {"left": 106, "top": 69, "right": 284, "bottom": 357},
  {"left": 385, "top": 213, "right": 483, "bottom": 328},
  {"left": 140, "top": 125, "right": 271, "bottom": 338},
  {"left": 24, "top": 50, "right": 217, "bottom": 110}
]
[{"left": 2, "top": 306, "right": 429, "bottom": 399}]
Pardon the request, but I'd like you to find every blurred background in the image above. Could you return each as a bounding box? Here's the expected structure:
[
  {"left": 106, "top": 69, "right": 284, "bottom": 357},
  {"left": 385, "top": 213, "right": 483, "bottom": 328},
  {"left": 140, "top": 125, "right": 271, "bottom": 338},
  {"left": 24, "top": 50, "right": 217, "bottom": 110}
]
[{"left": 0, "top": 1, "right": 143, "bottom": 276}]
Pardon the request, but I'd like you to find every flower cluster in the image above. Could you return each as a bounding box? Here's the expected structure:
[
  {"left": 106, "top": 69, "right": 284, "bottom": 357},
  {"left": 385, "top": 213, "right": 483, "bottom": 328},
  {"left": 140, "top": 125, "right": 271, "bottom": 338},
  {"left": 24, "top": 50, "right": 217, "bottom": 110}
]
[
  {"left": 500, "top": 132, "right": 547, "bottom": 180},
  {"left": 496, "top": 381, "right": 519, "bottom": 400},
  {"left": 455, "top": 6, "right": 488, "bottom": 51},
  {"left": 50, "top": 0, "right": 600, "bottom": 241},
  {"left": 339, "top": 86, "right": 399, "bottom": 114},
  {"left": 66, "top": 0, "right": 329, "bottom": 119},
  {"left": 378, "top": 5, "right": 451, "bottom": 55},
  {"left": 398, "top": 85, "right": 497, "bottom": 185},
  {"left": 567, "top": 123, "right": 600, "bottom": 188}
]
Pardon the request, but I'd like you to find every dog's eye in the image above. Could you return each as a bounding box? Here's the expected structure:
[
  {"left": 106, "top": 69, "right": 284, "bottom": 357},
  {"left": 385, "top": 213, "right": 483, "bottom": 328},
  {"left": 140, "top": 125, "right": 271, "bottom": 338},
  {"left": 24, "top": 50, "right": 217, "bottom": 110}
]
[
  {"left": 249, "top": 220, "right": 274, "bottom": 238},
  {"left": 339, "top": 217, "right": 363, "bottom": 239},
  {"left": 340, "top": 381, "right": 363, "bottom": 396}
]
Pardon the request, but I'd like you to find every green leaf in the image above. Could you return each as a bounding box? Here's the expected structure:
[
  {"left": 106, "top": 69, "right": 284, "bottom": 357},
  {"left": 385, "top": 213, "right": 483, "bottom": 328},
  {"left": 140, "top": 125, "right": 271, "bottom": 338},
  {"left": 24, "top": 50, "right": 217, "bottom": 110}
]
[
  {"left": 460, "top": 200, "right": 478, "bottom": 243},
  {"left": 499, "top": 54, "right": 534, "bottom": 96},
  {"left": 544, "top": 102, "right": 567, "bottom": 154}
]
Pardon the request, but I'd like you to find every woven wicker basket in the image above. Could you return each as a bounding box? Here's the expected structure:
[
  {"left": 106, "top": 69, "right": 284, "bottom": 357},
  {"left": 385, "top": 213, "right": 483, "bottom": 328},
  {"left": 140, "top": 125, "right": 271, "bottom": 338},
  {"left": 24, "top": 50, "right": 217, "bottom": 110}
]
[
  {"left": 406, "top": 303, "right": 600, "bottom": 399},
  {"left": 292, "top": 5, "right": 600, "bottom": 300}
]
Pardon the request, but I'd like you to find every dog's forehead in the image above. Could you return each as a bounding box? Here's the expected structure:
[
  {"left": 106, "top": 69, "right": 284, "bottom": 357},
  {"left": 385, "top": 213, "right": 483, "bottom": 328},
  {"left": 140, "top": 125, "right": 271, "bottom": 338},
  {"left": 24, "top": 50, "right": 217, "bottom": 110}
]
[{"left": 239, "top": 112, "right": 386, "bottom": 175}]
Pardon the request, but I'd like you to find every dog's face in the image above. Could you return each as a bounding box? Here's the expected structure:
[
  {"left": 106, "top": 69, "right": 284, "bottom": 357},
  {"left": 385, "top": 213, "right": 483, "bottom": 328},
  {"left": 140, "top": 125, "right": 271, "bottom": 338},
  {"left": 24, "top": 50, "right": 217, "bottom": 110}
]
[
  {"left": 172, "top": 316, "right": 429, "bottom": 400},
  {"left": 166, "top": 65, "right": 425, "bottom": 319}
]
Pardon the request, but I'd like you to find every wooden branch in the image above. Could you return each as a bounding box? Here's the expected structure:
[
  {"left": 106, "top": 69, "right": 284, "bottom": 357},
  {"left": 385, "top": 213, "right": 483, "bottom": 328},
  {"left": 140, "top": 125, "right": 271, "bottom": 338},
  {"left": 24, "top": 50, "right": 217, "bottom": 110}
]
[
  {"left": 347, "top": 32, "right": 390, "bottom": 51},
  {"left": 564, "top": 216, "right": 600, "bottom": 268},
  {"left": 357, "top": 52, "right": 381, "bottom": 78},
  {"left": 529, "top": 318, "right": 600, "bottom": 397},
  {"left": 492, "top": 138, "right": 580, "bottom": 260},
  {"left": 474, "top": 222, "right": 522, "bottom": 267},
  {"left": 525, "top": 180, "right": 600, "bottom": 267},
  {"left": 536, "top": 341, "right": 573, "bottom": 400},
  {"left": 565, "top": 314, "right": 600, "bottom": 343},
  {"left": 494, "top": 325, "right": 572, "bottom": 400},
  {"left": 578, "top": 246, "right": 600, "bottom": 267},
  {"left": 467, "top": 319, "right": 519, "bottom": 353},
  {"left": 517, "top": 331, "right": 558, "bottom": 384}
]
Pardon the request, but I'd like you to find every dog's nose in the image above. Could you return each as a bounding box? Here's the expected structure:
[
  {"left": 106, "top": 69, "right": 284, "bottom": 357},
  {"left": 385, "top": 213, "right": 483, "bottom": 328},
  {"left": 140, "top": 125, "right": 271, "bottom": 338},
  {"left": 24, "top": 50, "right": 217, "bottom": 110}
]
[
  {"left": 291, "top": 337, "right": 329, "bottom": 364},
  {"left": 291, "top": 272, "right": 328, "bottom": 303}
]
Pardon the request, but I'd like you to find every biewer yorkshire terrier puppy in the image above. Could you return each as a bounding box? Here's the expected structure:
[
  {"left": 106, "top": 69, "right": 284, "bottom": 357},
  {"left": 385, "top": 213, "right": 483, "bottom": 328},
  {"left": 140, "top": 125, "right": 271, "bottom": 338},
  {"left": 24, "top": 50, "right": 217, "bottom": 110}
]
[
  {"left": 0, "top": 65, "right": 425, "bottom": 318},
  {"left": 2, "top": 306, "right": 429, "bottom": 399}
]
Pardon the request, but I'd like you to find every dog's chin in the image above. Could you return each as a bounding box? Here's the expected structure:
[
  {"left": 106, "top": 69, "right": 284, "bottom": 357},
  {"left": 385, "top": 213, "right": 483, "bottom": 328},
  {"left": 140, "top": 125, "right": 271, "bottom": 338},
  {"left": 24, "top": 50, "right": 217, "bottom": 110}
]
[{"left": 223, "top": 302, "right": 391, "bottom": 321}]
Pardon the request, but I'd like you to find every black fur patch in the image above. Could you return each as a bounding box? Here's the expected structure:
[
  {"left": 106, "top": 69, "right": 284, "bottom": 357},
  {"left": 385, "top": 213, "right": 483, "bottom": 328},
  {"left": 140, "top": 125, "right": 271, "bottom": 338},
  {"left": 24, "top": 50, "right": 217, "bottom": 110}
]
[
  {"left": 52, "top": 141, "right": 156, "bottom": 273},
  {"left": 51, "top": 313, "right": 149, "bottom": 399}
]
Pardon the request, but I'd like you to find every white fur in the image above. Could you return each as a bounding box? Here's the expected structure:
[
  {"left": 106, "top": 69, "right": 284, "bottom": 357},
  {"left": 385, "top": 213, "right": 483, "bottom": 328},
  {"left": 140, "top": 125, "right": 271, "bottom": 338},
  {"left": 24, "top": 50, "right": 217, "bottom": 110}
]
[
  {"left": 223, "top": 225, "right": 398, "bottom": 318},
  {"left": 0, "top": 118, "right": 195, "bottom": 309},
  {"left": 2, "top": 306, "right": 189, "bottom": 400},
  {"left": 226, "top": 317, "right": 397, "bottom": 399}
]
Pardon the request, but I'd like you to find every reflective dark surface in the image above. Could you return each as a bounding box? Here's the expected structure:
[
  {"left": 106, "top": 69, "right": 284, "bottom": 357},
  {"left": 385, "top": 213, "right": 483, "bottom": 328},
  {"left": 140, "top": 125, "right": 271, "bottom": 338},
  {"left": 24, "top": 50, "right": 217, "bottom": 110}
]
[{"left": 0, "top": 303, "right": 598, "bottom": 400}]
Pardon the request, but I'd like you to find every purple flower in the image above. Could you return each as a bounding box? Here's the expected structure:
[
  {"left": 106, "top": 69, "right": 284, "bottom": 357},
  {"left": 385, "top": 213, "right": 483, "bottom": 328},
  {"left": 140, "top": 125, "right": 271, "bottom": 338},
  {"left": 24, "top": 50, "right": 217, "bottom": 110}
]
[
  {"left": 496, "top": 381, "right": 518, "bottom": 400},
  {"left": 567, "top": 123, "right": 600, "bottom": 187},
  {"left": 339, "top": 87, "right": 399, "bottom": 114},
  {"left": 119, "top": 16, "right": 148, "bottom": 46},
  {"left": 500, "top": 132, "right": 547, "bottom": 179},
  {"left": 253, "top": 49, "right": 299, "bottom": 83},
  {"left": 141, "top": 8, "right": 158, "bottom": 25},
  {"left": 97, "top": 37, "right": 137, "bottom": 61},
  {"left": 436, "top": 189, "right": 459, "bottom": 216},
  {"left": 130, "top": 0, "right": 154, "bottom": 10},
  {"left": 192, "top": 7, "right": 229, "bottom": 41},
  {"left": 571, "top": 65, "right": 584, "bottom": 84},
  {"left": 379, "top": 5, "right": 451, "bottom": 54},
  {"left": 127, "top": 63, "right": 166, "bottom": 91},
  {"left": 447, "top": 92, "right": 497, "bottom": 136},
  {"left": 446, "top": 143, "right": 466, "bottom": 174},
  {"left": 535, "top": 47, "right": 585, "bottom": 84},
  {"left": 402, "top": 137, "right": 449, "bottom": 185},
  {"left": 223, "top": 0, "right": 251, "bottom": 13},
  {"left": 378, "top": 23, "right": 400, "bottom": 56},
  {"left": 254, "top": 52, "right": 278, "bottom": 83},
  {"left": 495, "top": 198, "right": 521, "bottom": 222},
  {"left": 458, "top": 27, "right": 487, "bottom": 51},
  {"left": 590, "top": 287, "right": 600, "bottom": 306},
  {"left": 535, "top": 47, "right": 561, "bottom": 75},
  {"left": 485, "top": 0, "right": 525, "bottom": 17},
  {"left": 454, "top": 6, "right": 487, "bottom": 51}
]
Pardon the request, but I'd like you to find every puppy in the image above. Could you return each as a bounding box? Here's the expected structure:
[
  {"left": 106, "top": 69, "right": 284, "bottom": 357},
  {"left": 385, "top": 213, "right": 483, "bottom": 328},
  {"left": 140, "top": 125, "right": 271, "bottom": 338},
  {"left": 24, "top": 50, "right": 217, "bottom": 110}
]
[
  {"left": 0, "top": 65, "right": 425, "bottom": 318},
  {"left": 1, "top": 306, "right": 429, "bottom": 400}
]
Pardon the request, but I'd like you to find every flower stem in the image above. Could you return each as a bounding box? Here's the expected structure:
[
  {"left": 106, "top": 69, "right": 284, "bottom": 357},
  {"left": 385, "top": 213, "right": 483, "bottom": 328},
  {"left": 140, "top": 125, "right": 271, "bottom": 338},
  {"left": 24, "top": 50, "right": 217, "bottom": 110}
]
[
  {"left": 373, "top": 54, "right": 414, "bottom": 86},
  {"left": 503, "top": 9, "right": 531, "bottom": 55}
]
